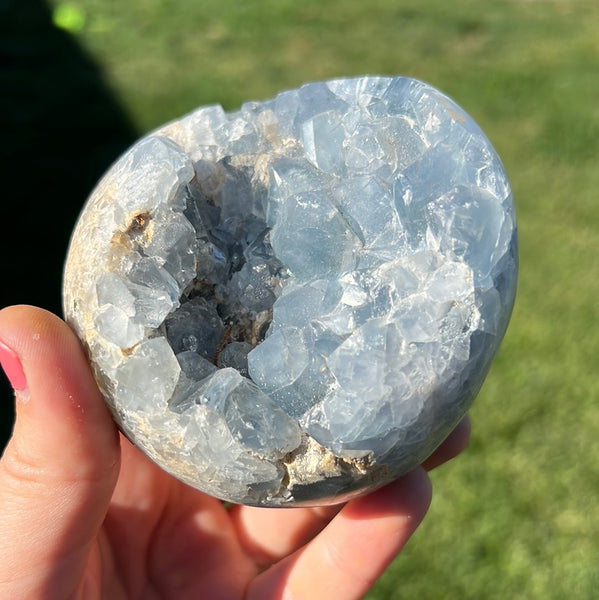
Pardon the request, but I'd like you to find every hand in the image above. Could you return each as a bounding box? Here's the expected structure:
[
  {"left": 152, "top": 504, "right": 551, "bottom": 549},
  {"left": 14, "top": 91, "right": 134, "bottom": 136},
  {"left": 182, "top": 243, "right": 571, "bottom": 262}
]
[{"left": 0, "top": 305, "right": 470, "bottom": 599}]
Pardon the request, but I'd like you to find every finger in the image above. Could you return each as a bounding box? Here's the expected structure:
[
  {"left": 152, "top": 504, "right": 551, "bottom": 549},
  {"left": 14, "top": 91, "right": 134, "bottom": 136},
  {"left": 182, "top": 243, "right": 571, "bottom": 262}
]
[
  {"left": 421, "top": 416, "right": 471, "bottom": 471},
  {"left": 247, "top": 468, "right": 432, "bottom": 600},
  {"left": 229, "top": 503, "right": 341, "bottom": 568},
  {"left": 0, "top": 305, "right": 120, "bottom": 598}
]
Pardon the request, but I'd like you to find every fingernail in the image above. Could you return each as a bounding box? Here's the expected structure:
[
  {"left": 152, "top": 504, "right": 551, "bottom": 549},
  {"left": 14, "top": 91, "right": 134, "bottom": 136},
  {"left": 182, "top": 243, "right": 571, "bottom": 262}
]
[{"left": 0, "top": 341, "right": 27, "bottom": 391}]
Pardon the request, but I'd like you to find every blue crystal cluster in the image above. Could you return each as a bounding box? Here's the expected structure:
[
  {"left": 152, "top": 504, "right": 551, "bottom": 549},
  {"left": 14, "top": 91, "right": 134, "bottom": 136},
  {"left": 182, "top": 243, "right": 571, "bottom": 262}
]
[{"left": 63, "top": 76, "right": 517, "bottom": 506}]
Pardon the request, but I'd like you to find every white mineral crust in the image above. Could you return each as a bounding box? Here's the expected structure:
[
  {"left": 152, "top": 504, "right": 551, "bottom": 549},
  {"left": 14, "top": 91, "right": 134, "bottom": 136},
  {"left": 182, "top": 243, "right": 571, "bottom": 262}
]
[{"left": 63, "top": 76, "right": 517, "bottom": 506}]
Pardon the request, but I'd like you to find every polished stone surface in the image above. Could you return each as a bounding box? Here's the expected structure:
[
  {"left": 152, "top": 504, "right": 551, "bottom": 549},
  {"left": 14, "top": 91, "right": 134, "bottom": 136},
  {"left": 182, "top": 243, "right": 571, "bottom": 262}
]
[{"left": 63, "top": 76, "right": 517, "bottom": 506}]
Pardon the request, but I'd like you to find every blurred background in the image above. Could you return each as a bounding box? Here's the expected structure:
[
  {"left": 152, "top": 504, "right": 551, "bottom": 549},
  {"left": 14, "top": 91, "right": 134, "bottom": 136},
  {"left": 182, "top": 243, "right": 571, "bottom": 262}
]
[{"left": 1, "top": 0, "right": 598, "bottom": 597}]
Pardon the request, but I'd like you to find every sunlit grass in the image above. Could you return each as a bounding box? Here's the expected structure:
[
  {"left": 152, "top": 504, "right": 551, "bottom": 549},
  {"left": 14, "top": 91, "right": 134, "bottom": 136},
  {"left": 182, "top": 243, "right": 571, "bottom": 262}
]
[{"left": 47, "top": 0, "right": 599, "bottom": 597}]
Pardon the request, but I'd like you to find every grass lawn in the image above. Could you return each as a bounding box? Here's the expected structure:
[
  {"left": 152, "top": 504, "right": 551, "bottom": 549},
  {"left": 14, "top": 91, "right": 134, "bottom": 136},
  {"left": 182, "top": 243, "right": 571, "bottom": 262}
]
[{"left": 45, "top": 0, "right": 599, "bottom": 597}]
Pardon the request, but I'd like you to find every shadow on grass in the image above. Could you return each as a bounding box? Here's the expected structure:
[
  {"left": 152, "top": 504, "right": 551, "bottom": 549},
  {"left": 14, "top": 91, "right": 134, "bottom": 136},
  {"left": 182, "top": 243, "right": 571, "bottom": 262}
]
[{"left": 0, "top": 0, "right": 139, "bottom": 448}]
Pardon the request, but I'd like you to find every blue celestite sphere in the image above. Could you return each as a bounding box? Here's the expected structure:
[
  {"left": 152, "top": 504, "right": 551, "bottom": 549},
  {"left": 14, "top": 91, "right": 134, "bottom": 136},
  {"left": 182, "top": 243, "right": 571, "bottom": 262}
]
[{"left": 63, "top": 76, "right": 517, "bottom": 506}]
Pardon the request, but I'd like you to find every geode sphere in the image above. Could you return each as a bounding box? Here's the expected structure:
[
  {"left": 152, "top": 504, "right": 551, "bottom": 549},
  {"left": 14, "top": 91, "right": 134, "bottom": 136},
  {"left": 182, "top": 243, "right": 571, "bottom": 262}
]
[{"left": 63, "top": 76, "right": 517, "bottom": 507}]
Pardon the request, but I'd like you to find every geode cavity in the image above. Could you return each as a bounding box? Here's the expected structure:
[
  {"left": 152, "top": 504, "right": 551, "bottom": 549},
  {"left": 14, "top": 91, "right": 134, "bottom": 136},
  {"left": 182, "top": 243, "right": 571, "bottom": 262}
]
[{"left": 63, "top": 76, "right": 517, "bottom": 506}]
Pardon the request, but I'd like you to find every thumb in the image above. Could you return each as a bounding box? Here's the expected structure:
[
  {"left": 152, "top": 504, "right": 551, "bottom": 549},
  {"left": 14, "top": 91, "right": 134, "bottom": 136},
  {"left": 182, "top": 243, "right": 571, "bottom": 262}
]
[{"left": 0, "top": 305, "right": 120, "bottom": 598}]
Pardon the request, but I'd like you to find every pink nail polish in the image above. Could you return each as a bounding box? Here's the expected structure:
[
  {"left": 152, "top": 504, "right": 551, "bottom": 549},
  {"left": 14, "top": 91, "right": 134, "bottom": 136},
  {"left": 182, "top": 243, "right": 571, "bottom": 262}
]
[{"left": 0, "top": 341, "right": 27, "bottom": 391}]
